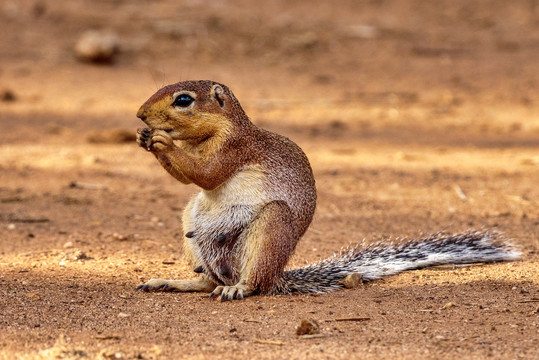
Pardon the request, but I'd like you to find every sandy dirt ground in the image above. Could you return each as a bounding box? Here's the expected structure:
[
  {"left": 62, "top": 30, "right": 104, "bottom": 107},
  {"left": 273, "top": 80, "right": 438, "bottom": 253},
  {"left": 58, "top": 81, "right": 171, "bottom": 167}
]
[{"left": 1, "top": 0, "right": 538, "bottom": 359}]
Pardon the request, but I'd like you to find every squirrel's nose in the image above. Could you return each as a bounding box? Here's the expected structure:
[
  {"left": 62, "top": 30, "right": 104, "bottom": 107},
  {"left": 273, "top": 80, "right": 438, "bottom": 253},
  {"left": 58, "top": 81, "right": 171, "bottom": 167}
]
[{"left": 136, "top": 107, "right": 147, "bottom": 121}]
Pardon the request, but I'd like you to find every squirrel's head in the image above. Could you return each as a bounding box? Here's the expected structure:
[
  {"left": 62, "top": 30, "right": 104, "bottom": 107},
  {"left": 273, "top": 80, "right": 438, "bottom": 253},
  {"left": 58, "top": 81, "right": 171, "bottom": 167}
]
[{"left": 137, "top": 80, "right": 248, "bottom": 141}]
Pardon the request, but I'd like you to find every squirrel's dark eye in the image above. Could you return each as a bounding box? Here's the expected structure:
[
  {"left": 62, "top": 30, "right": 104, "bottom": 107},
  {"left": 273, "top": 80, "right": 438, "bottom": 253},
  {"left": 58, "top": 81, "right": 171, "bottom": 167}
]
[{"left": 172, "top": 94, "right": 194, "bottom": 107}]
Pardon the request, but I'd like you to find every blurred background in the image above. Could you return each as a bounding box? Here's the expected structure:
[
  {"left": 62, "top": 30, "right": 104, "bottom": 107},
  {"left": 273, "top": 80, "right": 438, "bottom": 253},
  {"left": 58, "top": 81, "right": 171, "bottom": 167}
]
[{"left": 1, "top": 0, "right": 539, "bottom": 143}]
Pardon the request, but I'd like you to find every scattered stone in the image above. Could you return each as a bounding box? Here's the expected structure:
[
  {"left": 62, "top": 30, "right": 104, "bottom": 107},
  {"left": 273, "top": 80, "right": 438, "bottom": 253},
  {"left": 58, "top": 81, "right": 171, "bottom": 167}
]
[
  {"left": 99, "top": 350, "right": 123, "bottom": 359},
  {"left": 112, "top": 233, "right": 128, "bottom": 241},
  {"left": 0, "top": 89, "right": 17, "bottom": 102},
  {"left": 72, "top": 249, "right": 90, "bottom": 260},
  {"left": 74, "top": 30, "right": 120, "bottom": 64},
  {"left": 61, "top": 248, "right": 92, "bottom": 261},
  {"left": 7, "top": 223, "right": 16, "bottom": 230},
  {"left": 337, "top": 273, "right": 363, "bottom": 289},
  {"left": 63, "top": 241, "right": 74, "bottom": 249},
  {"left": 117, "top": 312, "right": 130, "bottom": 318},
  {"left": 295, "top": 319, "right": 320, "bottom": 336},
  {"left": 443, "top": 302, "right": 457, "bottom": 309},
  {"left": 27, "top": 293, "right": 41, "bottom": 301}
]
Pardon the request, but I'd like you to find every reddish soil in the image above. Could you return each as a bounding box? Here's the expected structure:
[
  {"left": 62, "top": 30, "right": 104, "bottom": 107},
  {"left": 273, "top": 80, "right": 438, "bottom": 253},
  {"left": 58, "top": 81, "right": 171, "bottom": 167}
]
[{"left": 1, "top": 0, "right": 538, "bottom": 359}]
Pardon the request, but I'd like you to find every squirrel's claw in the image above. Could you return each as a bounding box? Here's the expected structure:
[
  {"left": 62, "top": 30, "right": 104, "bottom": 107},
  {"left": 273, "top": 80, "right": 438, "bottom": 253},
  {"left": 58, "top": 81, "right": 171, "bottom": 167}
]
[
  {"left": 221, "top": 286, "right": 237, "bottom": 302},
  {"left": 209, "top": 286, "right": 223, "bottom": 299}
]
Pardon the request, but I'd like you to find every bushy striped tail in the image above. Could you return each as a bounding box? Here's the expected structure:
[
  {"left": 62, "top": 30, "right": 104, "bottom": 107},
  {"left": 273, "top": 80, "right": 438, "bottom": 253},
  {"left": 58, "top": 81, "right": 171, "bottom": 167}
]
[{"left": 275, "top": 230, "right": 521, "bottom": 294}]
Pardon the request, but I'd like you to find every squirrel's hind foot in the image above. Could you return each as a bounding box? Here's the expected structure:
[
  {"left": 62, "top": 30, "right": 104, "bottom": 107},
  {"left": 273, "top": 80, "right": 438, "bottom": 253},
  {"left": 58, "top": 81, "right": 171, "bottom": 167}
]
[
  {"left": 136, "top": 277, "right": 215, "bottom": 293},
  {"left": 210, "top": 282, "right": 253, "bottom": 302}
]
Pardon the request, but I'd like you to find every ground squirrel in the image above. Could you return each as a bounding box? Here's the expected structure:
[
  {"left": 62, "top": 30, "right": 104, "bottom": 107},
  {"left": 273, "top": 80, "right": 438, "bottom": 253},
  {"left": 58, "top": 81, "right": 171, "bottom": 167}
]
[{"left": 135, "top": 80, "right": 520, "bottom": 301}]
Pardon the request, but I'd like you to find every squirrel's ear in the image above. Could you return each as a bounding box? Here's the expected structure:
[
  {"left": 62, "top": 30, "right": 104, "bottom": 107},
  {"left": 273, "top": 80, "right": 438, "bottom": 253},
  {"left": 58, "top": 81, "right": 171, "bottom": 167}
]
[{"left": 211, "top": 84, "right": 226, "bottom": 108}]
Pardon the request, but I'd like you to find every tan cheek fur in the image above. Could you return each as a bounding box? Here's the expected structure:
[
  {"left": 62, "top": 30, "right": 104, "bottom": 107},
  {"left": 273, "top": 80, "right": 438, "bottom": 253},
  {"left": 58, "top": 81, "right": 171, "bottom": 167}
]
[
  {"left": 144, "top": 98, "right": 231, "bottom": 141},
  {"left": 140, "top": 98, "right": 177, "bottom": 128},
  {"left": 180, "top": 112, "right": 232, "bottom": 157},
  {"left": 143, "top": 102, "right": 233, "bottom": 162}
]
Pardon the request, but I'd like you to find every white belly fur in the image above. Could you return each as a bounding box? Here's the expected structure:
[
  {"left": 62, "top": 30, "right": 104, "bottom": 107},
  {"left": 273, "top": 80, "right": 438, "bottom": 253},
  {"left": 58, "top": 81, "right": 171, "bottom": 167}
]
[
  {"left": 185, "top": 165, "right": 269, "bottom": 284},
  {"left": 192, "top": 165, "right": 268, "bottom": 217}
]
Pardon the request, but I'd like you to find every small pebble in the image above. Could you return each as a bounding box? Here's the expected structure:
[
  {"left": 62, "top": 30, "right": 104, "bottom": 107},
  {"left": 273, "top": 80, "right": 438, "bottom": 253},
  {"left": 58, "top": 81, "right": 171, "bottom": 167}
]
[
  {"left": 74, "top": 30, "right": 119, "bottom": 63},
  {"left": 27, "top": 293, "right": 41, "bottom": 301},
  {"left": 112, "top": 233, "right": 127, "bottom": 241},
  {"left": 0, "top": 89, "right": 16, "bottom": 102},
  {"left": 72, "top": 249, "right": 89, "bottom": 260},
  {"left": 296, "top": 319, "right": 320, "bottom": 336},
  {"left": 338, "top": 273, "right": 363, "bottom": 289}
]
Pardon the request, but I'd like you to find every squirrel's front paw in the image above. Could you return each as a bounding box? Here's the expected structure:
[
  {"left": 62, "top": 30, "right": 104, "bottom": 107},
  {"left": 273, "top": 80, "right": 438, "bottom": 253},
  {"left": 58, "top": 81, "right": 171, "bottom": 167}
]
[
  {"left": 136, "top": 128, "right": 152, "bottom": 150},
  {"left": 136, "top": 128, "right": 174, "bottom": 152}
]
